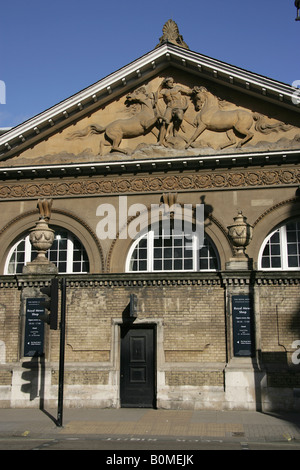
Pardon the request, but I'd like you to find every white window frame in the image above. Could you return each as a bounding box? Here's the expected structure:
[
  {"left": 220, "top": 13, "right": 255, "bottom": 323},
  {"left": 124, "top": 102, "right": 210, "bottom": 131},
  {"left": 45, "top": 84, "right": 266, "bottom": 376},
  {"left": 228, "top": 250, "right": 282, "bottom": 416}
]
[
  {"left": 126, "top": 228, "right": 219, "bottom": 273},
  {"left": 4, "top": 229, "right": 89, "bottom": 274},
  {"left": 258, "top": 221, "right": 300, "bottom": 271}
]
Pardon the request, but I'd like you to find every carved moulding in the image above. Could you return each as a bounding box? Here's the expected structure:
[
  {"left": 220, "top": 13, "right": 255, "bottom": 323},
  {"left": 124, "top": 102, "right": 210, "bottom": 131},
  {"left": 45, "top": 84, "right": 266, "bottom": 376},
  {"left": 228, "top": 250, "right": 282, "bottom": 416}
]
[{"left": 0, "top": 168, "right": 299, "bottom": 200}]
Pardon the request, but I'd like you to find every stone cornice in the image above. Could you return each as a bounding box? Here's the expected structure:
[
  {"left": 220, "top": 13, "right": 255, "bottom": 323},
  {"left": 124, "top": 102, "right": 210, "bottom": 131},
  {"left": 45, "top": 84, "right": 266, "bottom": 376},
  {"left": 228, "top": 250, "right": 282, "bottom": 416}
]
[
  {"left": 0, "top": 149, "right": 299, "bottom": 181},
  {"left": 221, "top": 270, "right": 300, "bottom": 286},
  {"left": 252, "top": 271, "right": 300, "bottom": 285},
  {"left": 2, "top": 271, "right": 299, "bottom": 289}
]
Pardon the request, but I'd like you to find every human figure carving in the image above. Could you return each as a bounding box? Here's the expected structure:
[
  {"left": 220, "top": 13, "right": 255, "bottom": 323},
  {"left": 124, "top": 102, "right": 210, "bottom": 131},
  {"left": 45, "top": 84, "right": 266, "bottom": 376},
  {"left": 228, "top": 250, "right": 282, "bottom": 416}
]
[{"left": 155, "top": 77, "right": 193, "bottom": 146}]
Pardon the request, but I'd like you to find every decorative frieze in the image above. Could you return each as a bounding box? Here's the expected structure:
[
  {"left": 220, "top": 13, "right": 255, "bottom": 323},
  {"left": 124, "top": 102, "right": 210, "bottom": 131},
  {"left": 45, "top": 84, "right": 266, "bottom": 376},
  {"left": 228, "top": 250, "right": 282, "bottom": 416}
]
[{"left": 0, "top": 166, "right": 299, "bottom": 200}]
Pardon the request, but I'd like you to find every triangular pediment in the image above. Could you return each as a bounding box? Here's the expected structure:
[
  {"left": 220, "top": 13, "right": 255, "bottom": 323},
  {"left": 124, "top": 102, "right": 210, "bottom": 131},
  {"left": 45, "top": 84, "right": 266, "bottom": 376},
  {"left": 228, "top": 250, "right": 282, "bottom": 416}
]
[{"left": 0, "top": 40, "right": 299, "bottom": 171}]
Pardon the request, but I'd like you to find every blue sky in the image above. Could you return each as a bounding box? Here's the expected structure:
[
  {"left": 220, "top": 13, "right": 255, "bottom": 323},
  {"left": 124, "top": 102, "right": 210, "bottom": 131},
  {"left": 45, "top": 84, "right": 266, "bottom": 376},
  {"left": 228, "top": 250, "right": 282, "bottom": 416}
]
[{"left": 1, "top": 0, "right": 299, "bottom": 128}]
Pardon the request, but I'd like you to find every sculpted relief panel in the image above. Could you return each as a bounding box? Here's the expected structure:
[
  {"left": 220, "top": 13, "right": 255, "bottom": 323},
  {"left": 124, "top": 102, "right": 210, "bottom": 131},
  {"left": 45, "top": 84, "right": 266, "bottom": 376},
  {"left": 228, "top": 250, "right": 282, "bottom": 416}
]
[
  {"left": 66, "top": 77, "right": 296, "bottom": 157},
  {"left": 5, "top": 75, "right": 299, "bottom": 166}
]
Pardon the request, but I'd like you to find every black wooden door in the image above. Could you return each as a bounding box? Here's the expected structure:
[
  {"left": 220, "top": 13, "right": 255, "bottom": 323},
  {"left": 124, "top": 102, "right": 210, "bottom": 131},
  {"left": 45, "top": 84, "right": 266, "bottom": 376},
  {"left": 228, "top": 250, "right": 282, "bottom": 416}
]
[{"left": 120, "top": 325, "right": 156, "bottom": 408}]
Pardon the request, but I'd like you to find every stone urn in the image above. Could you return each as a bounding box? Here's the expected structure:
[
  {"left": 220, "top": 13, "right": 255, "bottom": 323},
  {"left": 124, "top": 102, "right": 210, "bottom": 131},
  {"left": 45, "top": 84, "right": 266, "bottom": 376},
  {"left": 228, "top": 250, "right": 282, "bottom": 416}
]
[
  {"left": 227, "top": 211, "right": 253, "bottom": 258},
  {"left": 23, "top": 199, "right": 57, "bottom": 274},
  {"left": 29, "top": 218, "right": 55, "bottom": 264}
]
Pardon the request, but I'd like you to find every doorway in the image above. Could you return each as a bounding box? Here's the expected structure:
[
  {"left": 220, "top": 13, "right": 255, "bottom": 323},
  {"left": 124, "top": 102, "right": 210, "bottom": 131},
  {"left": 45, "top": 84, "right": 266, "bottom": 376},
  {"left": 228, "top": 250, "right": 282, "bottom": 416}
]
[{"left": 120, "top": 324, "right": 156, "bottom": 408}]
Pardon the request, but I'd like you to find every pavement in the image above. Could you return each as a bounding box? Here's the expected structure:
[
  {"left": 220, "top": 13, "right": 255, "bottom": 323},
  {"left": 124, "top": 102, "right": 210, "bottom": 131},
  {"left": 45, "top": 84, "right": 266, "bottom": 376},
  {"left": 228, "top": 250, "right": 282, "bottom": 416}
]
[{"left": 0, "top": 407, "right": 300, "bottom": 446}]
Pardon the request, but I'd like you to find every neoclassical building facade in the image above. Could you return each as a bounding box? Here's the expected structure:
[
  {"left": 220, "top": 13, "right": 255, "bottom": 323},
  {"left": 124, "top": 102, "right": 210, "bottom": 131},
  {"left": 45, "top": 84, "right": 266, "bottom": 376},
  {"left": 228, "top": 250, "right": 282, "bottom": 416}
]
[{"left": 0, "top": 21, "right": 299, "bottom": 410}]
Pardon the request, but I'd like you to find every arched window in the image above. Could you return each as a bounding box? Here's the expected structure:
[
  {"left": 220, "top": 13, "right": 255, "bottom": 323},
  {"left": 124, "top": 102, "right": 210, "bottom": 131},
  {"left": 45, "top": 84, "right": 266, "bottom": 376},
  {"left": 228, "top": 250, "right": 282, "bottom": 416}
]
[
  {"left": 259, "top": 220, "right": 300, "bottom": 270},
  {"left": 126, "top": 224, "right": 219, "bottom": 272},
  {"left": 5, "top": 227, "right": 89, "bottom": 274}
]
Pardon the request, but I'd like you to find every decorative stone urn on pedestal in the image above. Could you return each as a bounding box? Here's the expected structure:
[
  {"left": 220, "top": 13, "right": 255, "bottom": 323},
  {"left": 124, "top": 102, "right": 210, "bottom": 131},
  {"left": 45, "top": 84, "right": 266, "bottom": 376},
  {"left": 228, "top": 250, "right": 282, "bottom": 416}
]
[
  {"left": 23, "top": 199, "right": 58, "bottom": 274},
  {"left": 227, "top": 211, "right": 253, "bottom": 269}
]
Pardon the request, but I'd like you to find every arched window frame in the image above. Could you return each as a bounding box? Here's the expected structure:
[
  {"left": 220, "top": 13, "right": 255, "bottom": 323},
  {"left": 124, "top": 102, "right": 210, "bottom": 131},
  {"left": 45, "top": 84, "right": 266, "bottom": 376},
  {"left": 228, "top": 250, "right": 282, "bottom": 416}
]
[
  {"left": 4, "top": 227, "right": 90, "bottom": 274},
  {"left": 258, "top": 220, "right": 300, "bottom": 271},
  {"left": 125, "top": 224, "right": 220, "bottom": 273}
]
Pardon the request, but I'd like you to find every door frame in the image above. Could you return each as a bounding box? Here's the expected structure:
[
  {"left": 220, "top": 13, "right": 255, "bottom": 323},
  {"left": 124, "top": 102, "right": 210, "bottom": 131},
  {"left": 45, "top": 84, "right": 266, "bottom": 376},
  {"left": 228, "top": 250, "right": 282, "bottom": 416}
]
[
  {"left": 111, "top": 318, "right": 163, "bottom": 408},
  {"left": 120, "top": 323, "right": 157, "bottom": 408}
]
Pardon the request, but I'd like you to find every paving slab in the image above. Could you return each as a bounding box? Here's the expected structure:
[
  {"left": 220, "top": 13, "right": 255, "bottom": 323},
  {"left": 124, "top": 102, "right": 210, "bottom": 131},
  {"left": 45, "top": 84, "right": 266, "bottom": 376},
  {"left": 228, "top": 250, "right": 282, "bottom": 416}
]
[{"left": 0, "top": 408, "right": 299, "bottom": 444}]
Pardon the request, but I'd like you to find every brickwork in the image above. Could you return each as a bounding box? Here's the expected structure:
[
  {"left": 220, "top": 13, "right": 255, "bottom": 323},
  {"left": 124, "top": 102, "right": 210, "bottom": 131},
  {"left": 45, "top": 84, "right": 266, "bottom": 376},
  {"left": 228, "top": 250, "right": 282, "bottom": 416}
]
[
  {"left": 257, "top": 282, "right": 300, "bottom": 396},
  {"left": 58, "top": 281, "right": 226, "bottom": 366},
  {"left": 0, "top": 274, "right": 300, "bottom": 408},
  {"left": 258, "top": 283, "right": 300, "bottom": 365},
  {"left": 0, "top": 371, "right": 12, "bottom": 386},
  {"left": 0, "top": 284, "right": 21, "bottom": 363},
  {"left": 161, "top": 284, "right": 225, "bottom": 363},
  {"left": 51, "top": 370, "right": 109, "bottom": 385},
  {"left": 166, "top": 370, "right": 224, "bottom": 387},
  {"left": 267, "top": 371, "right": 300, "bottom": 388},
  {"left": 50, "top": 287, "right": 113, "bottom": 363}
]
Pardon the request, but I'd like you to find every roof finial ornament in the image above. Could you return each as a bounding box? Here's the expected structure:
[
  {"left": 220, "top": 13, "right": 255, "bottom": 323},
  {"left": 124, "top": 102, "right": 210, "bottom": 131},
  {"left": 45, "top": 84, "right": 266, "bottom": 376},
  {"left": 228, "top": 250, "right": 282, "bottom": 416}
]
[{"left": 156, "top": 19, "right": 189, "bottom": 49}]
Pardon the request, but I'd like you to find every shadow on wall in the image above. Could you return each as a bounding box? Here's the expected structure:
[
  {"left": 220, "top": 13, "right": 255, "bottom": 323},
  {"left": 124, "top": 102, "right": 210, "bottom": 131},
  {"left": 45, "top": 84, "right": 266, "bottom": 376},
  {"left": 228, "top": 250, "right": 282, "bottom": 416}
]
[
  {"left": 256, "top": 348, "right": 300, "bottom": 433},
  {"left": 259, "top": 193, "right": 300, "bottom": 414},
  {"left": 254, "top": 296, "right": 300, "bottom": 419},
  {"left": 21, "top": 354, "right": 57, "bottom": 424},
  {"left": 21, "top": 354, "right": 40, "bottom": 401}
]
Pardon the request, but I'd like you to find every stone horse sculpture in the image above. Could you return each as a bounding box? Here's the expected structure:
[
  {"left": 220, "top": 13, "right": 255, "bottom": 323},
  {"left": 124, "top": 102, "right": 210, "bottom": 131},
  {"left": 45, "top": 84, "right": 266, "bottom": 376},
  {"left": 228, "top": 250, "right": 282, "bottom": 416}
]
[
  {"left": 185, "top": 87, "right": 292, "bottom": 150},
  {"left": 67, "top": 86, "right": 161, "bottom": 155}
]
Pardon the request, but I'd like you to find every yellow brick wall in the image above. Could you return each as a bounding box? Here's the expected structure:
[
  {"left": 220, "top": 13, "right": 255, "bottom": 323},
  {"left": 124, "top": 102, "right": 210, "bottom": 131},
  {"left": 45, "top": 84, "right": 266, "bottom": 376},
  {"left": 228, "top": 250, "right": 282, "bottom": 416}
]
[
  {"left": 258, "top": 284, "right": 300, "bottom": 365},
  {"left": 51, "top": 370, "right": 109, "bottom": 385},
  {"left": 0, "top": 285, "right": 21, "bottom": 363},
  {"left": 0, "top": 371, "right": 12, "bottom": 386},
  {"left": 166, "top": 370, "right": 223, "bottom": 387},
  {"left": 57, "top": 282, "right": 226, "bottom": 365},
  {"left": 1, "top": 276, "right": 299, "bottom": 392}
]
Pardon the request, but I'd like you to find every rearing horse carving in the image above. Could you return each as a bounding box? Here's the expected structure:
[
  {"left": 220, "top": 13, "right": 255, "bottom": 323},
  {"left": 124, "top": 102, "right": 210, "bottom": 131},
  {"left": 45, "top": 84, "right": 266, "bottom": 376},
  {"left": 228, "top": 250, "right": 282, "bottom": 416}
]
[
  {"left": 185, "top": 87, "right": 292, "bottom": 150},
  {"left": 67, "top": 86, "right": 161, "bottom": 155}
]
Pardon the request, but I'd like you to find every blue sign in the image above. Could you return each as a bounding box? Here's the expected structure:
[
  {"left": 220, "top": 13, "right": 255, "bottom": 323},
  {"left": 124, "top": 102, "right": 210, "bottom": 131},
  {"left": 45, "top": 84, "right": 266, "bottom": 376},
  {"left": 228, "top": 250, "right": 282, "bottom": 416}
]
[
  {"left": 232, "top": 295, "right": 254, "bottom": 357},
  {"left": 24, "top": 298, "right": 45, "bottom": 357}
]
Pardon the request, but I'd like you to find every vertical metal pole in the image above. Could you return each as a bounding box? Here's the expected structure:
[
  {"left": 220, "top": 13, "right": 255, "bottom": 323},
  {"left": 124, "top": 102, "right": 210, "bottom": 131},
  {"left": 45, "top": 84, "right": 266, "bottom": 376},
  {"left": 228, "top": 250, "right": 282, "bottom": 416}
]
[{"left": 57, "top": 277, "right": 66, "bottom": 427}]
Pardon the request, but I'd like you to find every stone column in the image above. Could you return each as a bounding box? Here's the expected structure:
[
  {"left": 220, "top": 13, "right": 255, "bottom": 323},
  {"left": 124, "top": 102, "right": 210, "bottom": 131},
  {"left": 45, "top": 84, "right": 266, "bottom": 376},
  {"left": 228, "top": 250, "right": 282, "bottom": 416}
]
[
  {"left": 223, "top": 211, "right": 265, "bottom": 410},
  {"left": 13, "top": 200, "right": 58, "bottom": 408}
]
